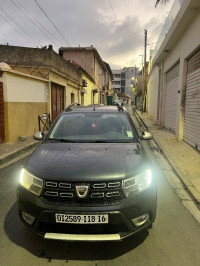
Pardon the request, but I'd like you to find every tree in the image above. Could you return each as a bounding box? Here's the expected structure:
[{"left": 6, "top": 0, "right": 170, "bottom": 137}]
[{"left": 155, "top": 0, "right": 169, "bottom": 8}]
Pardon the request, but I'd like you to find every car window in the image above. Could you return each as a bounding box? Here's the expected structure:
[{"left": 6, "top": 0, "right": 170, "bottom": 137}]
[{"left": 49, "top": 112, "right": 136, "bottom": 142}]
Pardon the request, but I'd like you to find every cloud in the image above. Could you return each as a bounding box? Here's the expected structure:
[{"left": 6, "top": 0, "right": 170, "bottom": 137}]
[{"left": 0, "top": 0, "right": 174, "bottom": 69}]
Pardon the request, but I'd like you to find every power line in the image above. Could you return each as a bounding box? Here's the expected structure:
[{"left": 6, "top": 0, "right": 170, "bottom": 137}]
[
  {"left": 14, "top": 0, "right": 61, "bottom": 46},
  {"left": 16, "top": 0, "right": 59, "bottom": 42},
  {"left": 0, "top": 5, "right": 41, "bottom": 46},
  {"left": 0, "top": 12, "right": 36, "bottom": 46},
  {"left": 33, "top": 1, "right": 93, "bottom": 74},
  {"left": 107, "top": 0, "right": 129, "bottom": 46},
  {"left": 34, "top": 0, "right": 70, "bottom": 47}
]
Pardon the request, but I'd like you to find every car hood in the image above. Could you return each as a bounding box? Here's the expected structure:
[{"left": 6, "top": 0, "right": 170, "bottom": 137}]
[{"left": 25, "top": 142, "right": 146, "bottom": 181}]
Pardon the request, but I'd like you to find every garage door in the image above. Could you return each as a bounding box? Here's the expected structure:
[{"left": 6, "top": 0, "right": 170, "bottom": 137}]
[
  {"left": 184, "top": 50, "right": 200, "bottom": 152},
  {"left": 164, "top": 63, "right": 180, "bottom": 132}
]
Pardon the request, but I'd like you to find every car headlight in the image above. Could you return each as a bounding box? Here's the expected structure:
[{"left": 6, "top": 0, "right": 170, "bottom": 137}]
[
  {"left": 20, "top": 168, "right": 43, "bottom": 196},
  {"left": 123, "top": 169, "right": 152, "bottom": 198}
]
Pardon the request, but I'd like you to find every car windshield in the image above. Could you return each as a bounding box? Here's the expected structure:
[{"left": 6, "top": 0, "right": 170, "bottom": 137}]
[{"left": 48, "top": 112, "right": 136, "bottom": 143}]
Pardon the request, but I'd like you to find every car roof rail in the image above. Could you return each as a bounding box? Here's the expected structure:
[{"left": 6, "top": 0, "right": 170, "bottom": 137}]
[{"left": 65, "top": 103, "right": 81, "bottom": 111}]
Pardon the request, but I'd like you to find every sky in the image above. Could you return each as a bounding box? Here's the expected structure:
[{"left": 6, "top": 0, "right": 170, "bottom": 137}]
[{"left": 0, "top": 0, "right": 174, "bottom": 70}]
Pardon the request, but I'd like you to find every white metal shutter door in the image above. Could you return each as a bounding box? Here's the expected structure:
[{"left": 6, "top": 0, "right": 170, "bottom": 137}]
[
  {"left": 164, "top": 63, "right": 180, "bottom": 132},
  {"left": 184, "top": 50, "right": 200, "bottom": 151}
]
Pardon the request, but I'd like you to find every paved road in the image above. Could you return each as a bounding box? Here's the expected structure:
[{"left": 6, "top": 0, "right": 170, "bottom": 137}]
[{"left": 1, "top": 150, "right": 200, "bottom": 266}]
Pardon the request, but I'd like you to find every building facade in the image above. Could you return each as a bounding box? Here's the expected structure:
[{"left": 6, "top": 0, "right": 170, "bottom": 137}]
[
  {"left": 0, "top": 64, "right": 48, "bottom": 142},
  {"left": 112, "top": 70, "right": 122, "bottom": 93},
  {"left": 112, "top": 67, "right": 137, "bottom": 100},
  {"left": 59, "top": 46, "right": 113, "bottom": 105},
  {"left": 0, "top": 44, "right": 83, "bottom": 142},
  {"left": 147, "top": 0, "right": 200, "bottom": 152},
  {"left": 0, "top": 44, "right": 113, "bottom": 142}
]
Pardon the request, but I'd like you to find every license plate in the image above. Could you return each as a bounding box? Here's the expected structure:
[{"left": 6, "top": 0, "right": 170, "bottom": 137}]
[{"left": 55, "top": 214, "right": 108, "bottom": 224}]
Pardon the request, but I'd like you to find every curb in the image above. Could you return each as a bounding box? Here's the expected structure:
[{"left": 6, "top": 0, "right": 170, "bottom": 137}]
[
  {"left": 134, "top": 108, "right": 200, "bottom": 207},
  {"left": 0, "top": 142, "right": 39, "bottom": 167}
]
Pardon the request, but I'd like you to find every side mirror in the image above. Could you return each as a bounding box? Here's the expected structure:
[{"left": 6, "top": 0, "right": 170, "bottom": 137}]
[
  {"left": 33, "top": 132, "right": 43, "bottom": 140},
  {"left": 142, "top": 131, "right": 153, "bottom": 140}
]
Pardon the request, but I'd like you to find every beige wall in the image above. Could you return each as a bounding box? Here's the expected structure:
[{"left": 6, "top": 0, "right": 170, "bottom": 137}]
[
  {"left": 3, "top": 73, "right": 47, "bottom": 102},
  {"left": 2, "top": 70, "right": 48, "bottom": 142},
  {"left": 4, "top": 102, "right": 47, "bottom": 143},
  {"left": 147, "top": 66, "right": 159, "bottom": 121}
]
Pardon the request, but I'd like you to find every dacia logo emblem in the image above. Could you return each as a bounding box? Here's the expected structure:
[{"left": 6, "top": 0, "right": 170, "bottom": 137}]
[{"left": 75, "top": 185, "right": 89, "bottom": 198}]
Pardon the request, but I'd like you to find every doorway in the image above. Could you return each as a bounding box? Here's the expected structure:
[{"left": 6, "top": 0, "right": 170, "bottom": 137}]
[{"left": 51, "top": 83, "right": 64, "bottom": 122}]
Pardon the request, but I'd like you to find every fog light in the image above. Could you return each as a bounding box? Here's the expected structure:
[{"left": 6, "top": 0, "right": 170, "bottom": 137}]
[
  {"left": 131, "top": 213, "right": 149, "bottom": 227},
  {"left": 22, "top": 211, "right": 35, "bottom": 225}
]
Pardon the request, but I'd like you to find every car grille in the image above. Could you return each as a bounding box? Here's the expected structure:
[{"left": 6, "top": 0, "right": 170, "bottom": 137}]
[{"left": 42, "top": 180, "right": 126, "bottom": 206}]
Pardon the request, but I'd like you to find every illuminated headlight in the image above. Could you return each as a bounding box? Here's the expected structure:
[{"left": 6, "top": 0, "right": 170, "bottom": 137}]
[
  {"left": 123, "top": 169, "right": 152, "bottom": 198},
  {"left": 20, "top": 168, "right": 43, "bottom": 196}
]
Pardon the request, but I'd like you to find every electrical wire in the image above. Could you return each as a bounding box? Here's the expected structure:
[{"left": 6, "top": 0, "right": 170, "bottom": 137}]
[
  {"left": 1, "top": 0, "right": 106, "bottom": 84},
  {"left": 16, "top": 0, "right": 61, "bottom": 43},
  {"left": 107, "top": 0, "right": 129, "bottom": 46},
  {"left": 10, "top": 0, "right": 59, "bottom": 47},
  {"left": 34, "top": 0, "right": 70, "bottom": 47},
  {"left": 0, "top": 5, "right": 41, "bottom": 46},
  {"left": 0, "top": 12, "right": 36, "bottom": 46},
  {"left": 33, "top": 0, "right": 107, "bottom": 77}
]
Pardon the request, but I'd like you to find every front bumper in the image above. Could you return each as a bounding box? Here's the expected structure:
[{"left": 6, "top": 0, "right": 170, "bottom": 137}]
[{"left": 17, "top": 185, "right": 156, "bottom": 241}]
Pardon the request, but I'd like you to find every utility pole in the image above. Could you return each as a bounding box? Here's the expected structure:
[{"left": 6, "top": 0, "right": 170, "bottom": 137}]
[{"left": 142, "top": 29, "right": 147, "bottom": 113}]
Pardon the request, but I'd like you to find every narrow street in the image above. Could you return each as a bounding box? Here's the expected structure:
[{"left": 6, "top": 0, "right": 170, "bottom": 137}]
[
  {"left": 0, "top": 1, "right": 200, "bottom": 265},
  {"left": 1, "top": 149, "right": 200, "bottom": 266}
]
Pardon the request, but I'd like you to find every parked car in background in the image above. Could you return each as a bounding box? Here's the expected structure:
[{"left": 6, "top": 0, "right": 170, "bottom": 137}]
[{"left": 18, "top": 104, "right": 156, "bottom": 241}]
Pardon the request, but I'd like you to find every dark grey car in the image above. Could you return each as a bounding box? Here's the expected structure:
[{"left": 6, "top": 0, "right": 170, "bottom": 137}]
[{"left": 18, "top": 105, "right": 157, "bottom": 241}]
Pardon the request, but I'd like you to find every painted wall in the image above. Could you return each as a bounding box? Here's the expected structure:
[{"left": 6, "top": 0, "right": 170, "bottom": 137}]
[
  {"left": 3, "top": 73, "right": 47, "bottom": 102},
  {"left": 3, "top": 71, "right": 48, "bottom": 142},
  {"left": 62, "top": 50, "right": 94, "bottom": 79},
  {"left": 82, "top": 73, "right": 94, "bottom": 106},
  {"left": 147, "top": 66, "right": 159, "bottom": 121},
  {"left": 163, "top": 11, "right": 200, "bottom": 139},
  {"left": 66, "top": 84, "right": 79, "bottom": 105},
  {"left": 148, "top": 5, "right": 200, "bottom": 140}
]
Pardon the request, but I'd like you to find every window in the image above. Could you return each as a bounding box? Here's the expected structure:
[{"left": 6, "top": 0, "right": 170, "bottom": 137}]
[{"left": 112, "top": 81, "right": 121, "bottom": 85}]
